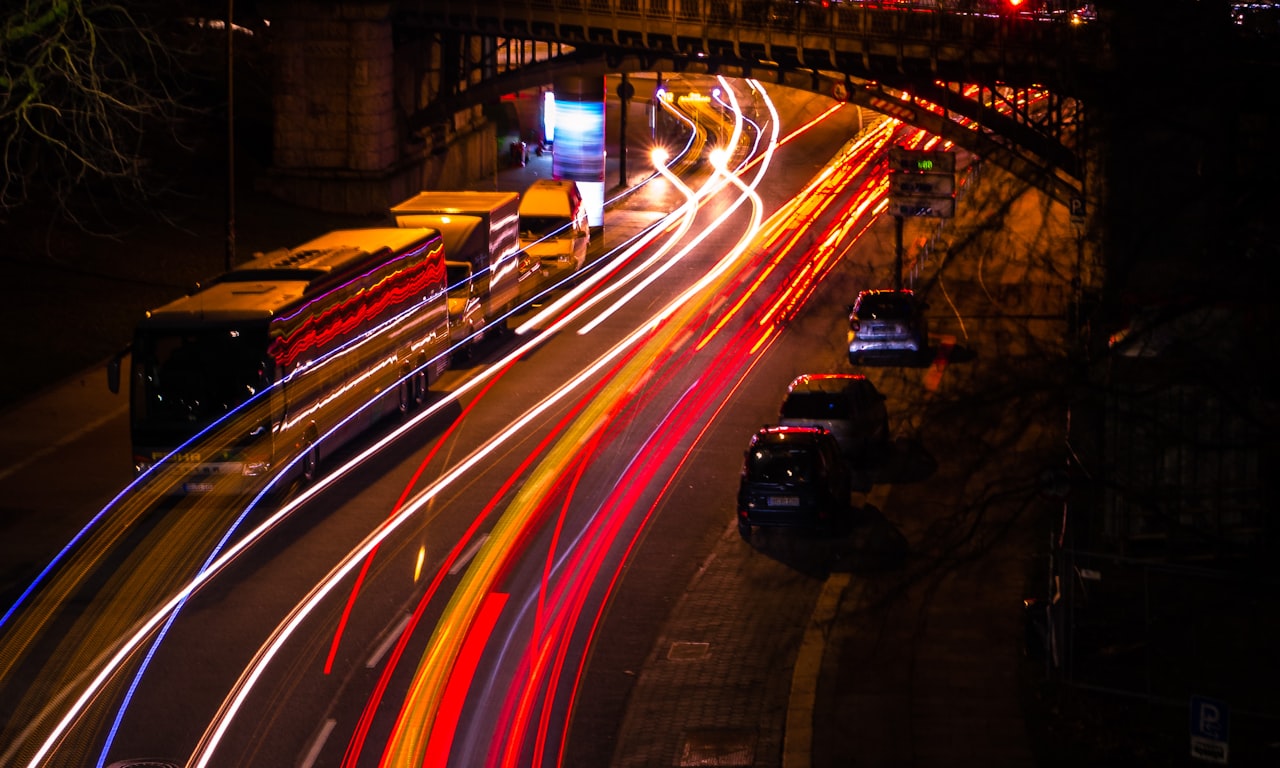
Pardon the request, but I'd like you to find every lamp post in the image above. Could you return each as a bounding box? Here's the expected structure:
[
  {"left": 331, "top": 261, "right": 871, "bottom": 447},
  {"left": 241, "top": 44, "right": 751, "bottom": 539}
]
[
  {"left": 225, "top": 0, "right": 236, "bottom": 272},
  {"left": 616, "top": 73, "right": 634, "bottom": 189}
]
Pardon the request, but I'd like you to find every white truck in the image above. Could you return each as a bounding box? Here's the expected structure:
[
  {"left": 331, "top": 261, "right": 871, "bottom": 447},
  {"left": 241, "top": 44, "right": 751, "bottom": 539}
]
[
  {"left": 518, "top": 179, "right": 590, "bottom": 278},
  {"left": 391, "top": 190, "right": 540, "bottom": 358}
]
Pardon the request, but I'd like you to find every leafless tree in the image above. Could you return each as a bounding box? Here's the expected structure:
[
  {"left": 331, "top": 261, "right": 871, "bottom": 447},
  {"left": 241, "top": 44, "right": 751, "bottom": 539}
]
[{"left": 0, "top": 0, "right": 193, "bottom": 225}]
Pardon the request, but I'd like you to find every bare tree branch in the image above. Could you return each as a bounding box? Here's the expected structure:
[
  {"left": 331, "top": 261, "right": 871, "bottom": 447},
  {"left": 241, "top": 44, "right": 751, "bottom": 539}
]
[{"left": 1, "top": 0, "right": 194, "bottom": 223}]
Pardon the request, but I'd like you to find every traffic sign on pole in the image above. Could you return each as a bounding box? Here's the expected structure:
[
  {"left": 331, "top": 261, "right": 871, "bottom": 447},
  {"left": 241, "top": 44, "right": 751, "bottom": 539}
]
[
  {"left": 890, "top": 173, "right": 956, "bottom": 197},
  {"left": 888, "top": 147, "right": 956, "bottom": 175},
  {"left": 889, "top": 197, "right": 955, "bottom": 219},
  {"left": 888, "top": 146, "right": 956, "bottom": 219}
]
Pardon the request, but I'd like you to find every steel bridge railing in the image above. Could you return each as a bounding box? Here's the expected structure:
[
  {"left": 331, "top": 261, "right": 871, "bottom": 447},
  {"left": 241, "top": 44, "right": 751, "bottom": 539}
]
[
  {"left": 515, "top": 0, "right": 1096, "bottom": 29},
  {"left": 413, "top": 0, "right": 1111, "bottom": 94}
]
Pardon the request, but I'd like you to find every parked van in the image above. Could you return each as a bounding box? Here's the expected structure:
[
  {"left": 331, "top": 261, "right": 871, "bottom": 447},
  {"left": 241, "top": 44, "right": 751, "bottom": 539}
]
[{"left": 518, "top": 179, "right": 589, "bottom": 276}]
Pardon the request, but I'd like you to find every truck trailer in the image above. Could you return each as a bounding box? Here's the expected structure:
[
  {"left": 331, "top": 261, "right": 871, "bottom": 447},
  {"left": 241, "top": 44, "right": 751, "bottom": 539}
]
[{"left": 391, "top": 190, "right": 539, "bottom": 357}]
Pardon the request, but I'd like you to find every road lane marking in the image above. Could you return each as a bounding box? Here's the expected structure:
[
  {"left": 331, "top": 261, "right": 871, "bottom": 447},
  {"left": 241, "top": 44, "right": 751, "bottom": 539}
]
[
  {"left": 367, "top": 613, "right": 413, "bottom": 669},
  {"left": 449, "top": 533, "right": 489, "bottom": 575},
  {"left": 301, "top": 718, "right": 337, "bottom": 768}
]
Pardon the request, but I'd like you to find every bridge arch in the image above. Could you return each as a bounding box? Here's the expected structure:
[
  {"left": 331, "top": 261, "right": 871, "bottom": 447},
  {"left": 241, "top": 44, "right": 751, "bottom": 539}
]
[
  {"left": 261, "top": 0, "right": 1103, "bottom": 213},
  {"left": 410, "top": 49, "right": 1085, "bottom": 207}
]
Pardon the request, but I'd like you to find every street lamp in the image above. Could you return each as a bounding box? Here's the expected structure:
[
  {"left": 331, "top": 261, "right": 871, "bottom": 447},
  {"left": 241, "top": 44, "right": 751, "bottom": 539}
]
[{"left": 226, "top": 0, "right": 235, "bottom": 272}]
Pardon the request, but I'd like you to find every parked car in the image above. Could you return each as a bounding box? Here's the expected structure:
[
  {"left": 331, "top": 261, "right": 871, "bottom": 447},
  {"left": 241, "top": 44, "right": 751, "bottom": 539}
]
[
  {"left": 847, "top": 288, "right": 929, "bottom": 364},
  {"left": 737, "top": 425, "right": 852, "bottom": 539},
  {"left": 777, "top": 373, "right": 889, "bottom": 465}
]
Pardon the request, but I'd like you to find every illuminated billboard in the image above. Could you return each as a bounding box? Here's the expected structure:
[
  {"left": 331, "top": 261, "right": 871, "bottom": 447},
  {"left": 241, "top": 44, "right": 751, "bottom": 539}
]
[
  {"left": 550, "top": 75, "right": 606, "bottom": 228},
  {"left": 551, "top": 99, "right": 605, "bottom": 183}
]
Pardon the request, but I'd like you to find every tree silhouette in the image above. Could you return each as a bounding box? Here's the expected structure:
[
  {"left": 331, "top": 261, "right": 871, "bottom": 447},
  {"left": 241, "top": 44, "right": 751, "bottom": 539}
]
[{"left": 1, "top": 0, "right": 192, "bottom": 224}]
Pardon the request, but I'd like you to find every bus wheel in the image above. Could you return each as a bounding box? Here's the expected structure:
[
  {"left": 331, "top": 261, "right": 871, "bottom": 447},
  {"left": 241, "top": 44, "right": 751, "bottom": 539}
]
[
  {"left": 413, "top": 364, "right": 428, "bottom": 405},
  {"left": 399, "top": 373, "right": 413, "bottom": 414},
  {"left": 300, "top": 435, "right": 319, "bottom": 483}
]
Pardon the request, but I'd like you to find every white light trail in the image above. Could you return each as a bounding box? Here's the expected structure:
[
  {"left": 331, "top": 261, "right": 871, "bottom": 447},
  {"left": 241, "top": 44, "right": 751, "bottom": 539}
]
[
  {"left": 575, "top": 76, "right": 759, "bottom": 335},
  {"left": 513, "top": 157, "right": 702, "bottom": 336},
  {"left": 191, "top": 80, "right": 781, "bottom": 768},
  {"left": 21, "top": 80, "right": 785, "bottom": 768},
  {"left": 570, "top": 150, "right": 702, "bottom": 336},
  {"left": 512, "top": 80, "right": 750, "bottom": 338}
]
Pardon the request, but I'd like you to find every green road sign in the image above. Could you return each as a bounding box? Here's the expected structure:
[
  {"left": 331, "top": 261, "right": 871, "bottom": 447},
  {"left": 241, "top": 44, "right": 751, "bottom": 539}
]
[{"left": 888, "top": 147, "right": 956, "bottom": 175}]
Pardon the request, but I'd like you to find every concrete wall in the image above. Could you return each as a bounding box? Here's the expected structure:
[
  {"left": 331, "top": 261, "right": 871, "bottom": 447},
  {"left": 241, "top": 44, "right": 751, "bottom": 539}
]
[
  {"left": 262, "top": 0, "right": 498, "bottom": 214},
  {"left": 259, "top": 128, "right": 497, "bottom": 216}
]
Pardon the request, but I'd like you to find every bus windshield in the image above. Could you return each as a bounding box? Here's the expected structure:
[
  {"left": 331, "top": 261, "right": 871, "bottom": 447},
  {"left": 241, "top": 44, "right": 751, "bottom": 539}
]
[{"left": 132, "top": 325, "right": 273, "bottom": 432}]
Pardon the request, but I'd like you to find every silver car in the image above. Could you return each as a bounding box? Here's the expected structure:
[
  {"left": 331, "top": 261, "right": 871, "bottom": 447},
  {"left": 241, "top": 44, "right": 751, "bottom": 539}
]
[{"left": 847, "top": 288, "right": 929, "bottom": 364}]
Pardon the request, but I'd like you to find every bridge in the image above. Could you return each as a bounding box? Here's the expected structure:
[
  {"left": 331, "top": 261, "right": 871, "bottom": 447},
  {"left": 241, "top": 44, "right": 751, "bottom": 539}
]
[
  {"left": 256, "top": 0, "right": 1279, "bottom": 309},
  {"left": 259, "top": 0, "right": 1116, "bottom": 213}
]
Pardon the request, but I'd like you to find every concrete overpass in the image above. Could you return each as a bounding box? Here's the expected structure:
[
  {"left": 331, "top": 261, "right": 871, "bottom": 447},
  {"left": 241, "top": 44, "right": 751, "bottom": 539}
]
[
  {"left": 256, "top": 0, "right": 1280, "bottom": 315},
  {"left": 258, "top": 0, "right": 1111, "bottom": 213}
]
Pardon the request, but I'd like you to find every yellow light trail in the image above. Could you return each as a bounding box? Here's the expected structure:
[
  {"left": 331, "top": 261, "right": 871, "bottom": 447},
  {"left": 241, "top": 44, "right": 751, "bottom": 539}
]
[
  {"left": 18, "top": 78, "right": 857, "bottom": 768},
  {"left": 380, "top": 78, "right": 773, "bottom": 766}
]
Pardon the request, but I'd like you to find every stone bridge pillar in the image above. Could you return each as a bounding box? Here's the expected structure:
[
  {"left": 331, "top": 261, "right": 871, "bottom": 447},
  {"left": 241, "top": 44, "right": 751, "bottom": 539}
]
[
  {"left": 262, "top": 0, "right": 494, "bottom": 215},
  {"left": 261, "top": 1, "right": 399, "bottom": 213}
]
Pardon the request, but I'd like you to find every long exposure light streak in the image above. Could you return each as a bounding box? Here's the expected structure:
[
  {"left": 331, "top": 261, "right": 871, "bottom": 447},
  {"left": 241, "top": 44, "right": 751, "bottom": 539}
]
[
  {"left": 343, "top": 360, "right": 635, "bottom": 768},
  {"left": 569, "top": 155, "right": 705, "bottom": 336},
  {"left": 513, "top": 87, "right": 732, "bottom": 338},
  {"left": 322, "top": 359, "right": 522, "bottom": 677},
  {"left": 189, "top": 120, "right": 772, "bottom": 759},
  {"left": 512, "top": 192, "right": 692, "bottom": 336},
  {"left": 694, "top": 118, "right": 898, "bottom": 353},
  {"left": 0, "top": 290, "right": 452, "bottom": 749},
  {"left": 496, "top": 98, "right": 916, "bottom": 768},
  {"left": 17, "top": 115, "right": 754, "bottom": 758},
  {"left": 514, "top": 75, "right": 780, "bottom": 340},
  {"left": 432, "top": 80, "right": 797, "bottom": 768},
  {"left": 18, "top": 217, "right": 684, "bottom": 767},
  {"left": 574, "top": 75, "right": 750, "bottom": 335},
  {"left": 547, "top": 354, "right": 772, "bottom": 766},
  {"left": 190, "top": 332, "right": 634, "bottom": 765},
  {"left": 492, "top": 118, "right": 895, "bottom": 765},
  {"left": 370, "top": 114, "right": 942, "bottom": 768},
  {"left": 489, "top": 130, "right": 773, "bottom": 768},
  {"left": 12, "top": 77, "right": 872, "bottom": 768},
  {"left": 423, "top": 591, "right": 509, "bottom": 767},
  {"left": 473, "top": 129, "right": 773, "bottom": 762},
  {"left": 13, "top": 70, "right": 1020, "bottom": 768},
  {"left": 375, "top": 80, "right": 777, "bottom": 768}
]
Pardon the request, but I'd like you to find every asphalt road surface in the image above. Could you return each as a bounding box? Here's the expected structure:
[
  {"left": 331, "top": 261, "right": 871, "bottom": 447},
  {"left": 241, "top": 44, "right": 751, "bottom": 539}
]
[{"left": 0, "top": 77, "right": 1070, "bottom": 768}]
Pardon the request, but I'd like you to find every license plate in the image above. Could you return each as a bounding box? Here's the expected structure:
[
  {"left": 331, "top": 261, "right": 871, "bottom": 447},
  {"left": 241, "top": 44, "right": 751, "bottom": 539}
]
[{"left": 767, "top": 495, "right": 800, "bottom": 507}]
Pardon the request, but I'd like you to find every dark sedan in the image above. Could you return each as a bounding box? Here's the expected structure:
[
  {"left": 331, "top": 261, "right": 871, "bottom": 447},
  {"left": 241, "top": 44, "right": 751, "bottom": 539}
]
[{"left": 737, "top": 425, "right": 852, "bottom": 539}]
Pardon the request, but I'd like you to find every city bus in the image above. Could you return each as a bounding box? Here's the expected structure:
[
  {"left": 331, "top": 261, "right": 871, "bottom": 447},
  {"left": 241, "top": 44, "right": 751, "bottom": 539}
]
[{"left": 108, "top": 228, "right": 451, "bottom": 492}]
